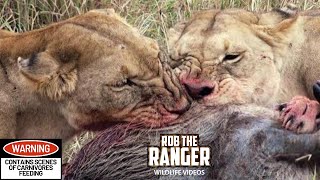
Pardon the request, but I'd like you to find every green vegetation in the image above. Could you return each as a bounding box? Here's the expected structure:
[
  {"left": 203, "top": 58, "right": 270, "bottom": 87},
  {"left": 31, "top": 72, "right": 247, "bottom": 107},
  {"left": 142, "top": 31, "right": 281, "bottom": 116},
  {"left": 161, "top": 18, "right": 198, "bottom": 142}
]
[
  {"left": 1, "top": 0, "right": 319, "bottom": 47},
  {"left": 1, "top": 1, "right": 319, "bottom": 177}
]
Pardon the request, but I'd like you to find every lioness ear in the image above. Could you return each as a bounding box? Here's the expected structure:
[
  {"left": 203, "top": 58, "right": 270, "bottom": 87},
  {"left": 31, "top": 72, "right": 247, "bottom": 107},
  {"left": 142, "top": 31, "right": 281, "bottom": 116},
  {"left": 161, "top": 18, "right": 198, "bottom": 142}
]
[
  {"left": 258, "top": 3, "right": 298, "bottom": 25},
  {"left": 254, "top": 4, "right": 300, "bottom": 46},
  {"left": 253, "top": 15, "right": 299, "bottom": 47},
  {"left": 18, "top": 51, "right": 78, "bottom": 101}
]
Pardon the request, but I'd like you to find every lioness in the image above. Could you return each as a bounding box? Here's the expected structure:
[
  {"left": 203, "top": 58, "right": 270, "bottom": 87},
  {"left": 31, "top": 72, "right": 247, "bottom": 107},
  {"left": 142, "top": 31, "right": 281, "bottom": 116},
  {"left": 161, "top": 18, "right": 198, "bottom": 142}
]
[
  {"left": 168, "top": 8, "right": 320, "bottom": 133},
  {"left": 0, "top": 9, "right": 190, "bottom": 140}
]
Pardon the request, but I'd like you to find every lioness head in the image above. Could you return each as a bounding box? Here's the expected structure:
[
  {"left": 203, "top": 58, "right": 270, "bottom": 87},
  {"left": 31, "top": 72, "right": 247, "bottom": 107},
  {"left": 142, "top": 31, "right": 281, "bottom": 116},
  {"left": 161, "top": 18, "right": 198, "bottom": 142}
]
[
  {"left": 13, "top": 9, "right": 190, "bottom": 130},
  {"left": 168, "top": 8, "right": 300, "bottom": 106}
]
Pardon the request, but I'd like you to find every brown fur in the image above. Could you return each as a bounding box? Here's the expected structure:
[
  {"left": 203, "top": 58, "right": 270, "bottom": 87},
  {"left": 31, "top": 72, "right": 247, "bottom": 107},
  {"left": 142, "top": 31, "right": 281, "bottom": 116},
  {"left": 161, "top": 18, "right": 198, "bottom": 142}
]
[
  {"left": 168, "top": 7, "right": 320, "bottom": 107},
  {"left": 63, "top": 103, "right": 320, "bottom": 179},
  {"left": 0, "top": 9, "right": 190, "bottom": 140}
]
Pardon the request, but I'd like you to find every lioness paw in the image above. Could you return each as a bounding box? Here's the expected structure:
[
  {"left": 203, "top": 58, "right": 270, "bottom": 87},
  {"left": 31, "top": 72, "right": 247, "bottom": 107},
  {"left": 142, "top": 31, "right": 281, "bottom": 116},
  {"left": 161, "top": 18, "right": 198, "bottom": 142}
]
[{"left": 277, "top": 96, "right": 319, "bottom": 134}]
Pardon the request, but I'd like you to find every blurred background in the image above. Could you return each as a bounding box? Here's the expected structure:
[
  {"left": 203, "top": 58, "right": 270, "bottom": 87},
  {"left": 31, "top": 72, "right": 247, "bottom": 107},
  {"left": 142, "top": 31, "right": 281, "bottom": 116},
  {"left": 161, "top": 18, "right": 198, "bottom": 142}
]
[
  {"left": 1, "top": 0, "right": 319, "bottom": 162},
  {"left": 1, "top": 0, "right": 319, "bottom": 48}
]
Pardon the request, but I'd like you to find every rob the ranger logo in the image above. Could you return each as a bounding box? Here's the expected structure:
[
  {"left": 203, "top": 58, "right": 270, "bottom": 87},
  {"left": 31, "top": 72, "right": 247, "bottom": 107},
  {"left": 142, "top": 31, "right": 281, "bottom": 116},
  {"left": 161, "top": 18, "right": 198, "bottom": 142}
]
[{"left": 148, "top": 134, "right": 210, "bottom": 167}]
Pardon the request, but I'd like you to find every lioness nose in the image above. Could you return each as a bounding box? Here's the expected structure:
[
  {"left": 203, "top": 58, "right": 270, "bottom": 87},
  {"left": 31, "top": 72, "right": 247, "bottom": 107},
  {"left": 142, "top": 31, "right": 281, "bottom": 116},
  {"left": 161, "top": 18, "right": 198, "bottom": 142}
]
[{"left": 181, "top": 78, "right": 215, "bottom": 99}]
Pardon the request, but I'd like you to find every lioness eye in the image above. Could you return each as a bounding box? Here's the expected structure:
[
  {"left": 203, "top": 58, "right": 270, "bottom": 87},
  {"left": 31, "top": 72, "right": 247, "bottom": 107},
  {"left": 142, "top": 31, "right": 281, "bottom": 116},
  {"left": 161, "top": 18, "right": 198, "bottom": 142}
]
[
  {"left": 223, "top": 54, "right": 241, "bottom": 62},
  {"left": 127, "top": 79, "right": 136, "bottom": 86},
  {"left": 110, "top": 79, "right": 136, "bottom": 92},
  {"left": 113, "top": 79, "right": 136, "bottom": 87}
]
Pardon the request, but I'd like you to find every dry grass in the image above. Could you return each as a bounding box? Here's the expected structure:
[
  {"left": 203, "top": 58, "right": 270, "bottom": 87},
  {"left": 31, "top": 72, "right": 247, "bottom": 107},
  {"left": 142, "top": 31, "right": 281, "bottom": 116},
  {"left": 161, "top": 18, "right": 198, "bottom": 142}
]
[
  {"left": 1, "top": 0, "right": 319, "bottom": 177},
  {"left": 1, "top": 0, "right": 319, "bottom": 47}
]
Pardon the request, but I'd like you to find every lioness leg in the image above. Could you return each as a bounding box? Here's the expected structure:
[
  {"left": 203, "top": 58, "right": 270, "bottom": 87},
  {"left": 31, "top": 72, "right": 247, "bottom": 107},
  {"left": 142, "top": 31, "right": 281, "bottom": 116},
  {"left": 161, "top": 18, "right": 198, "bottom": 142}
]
[{"left": 0, "top": 91, "right": 16, "bottom": 138}]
